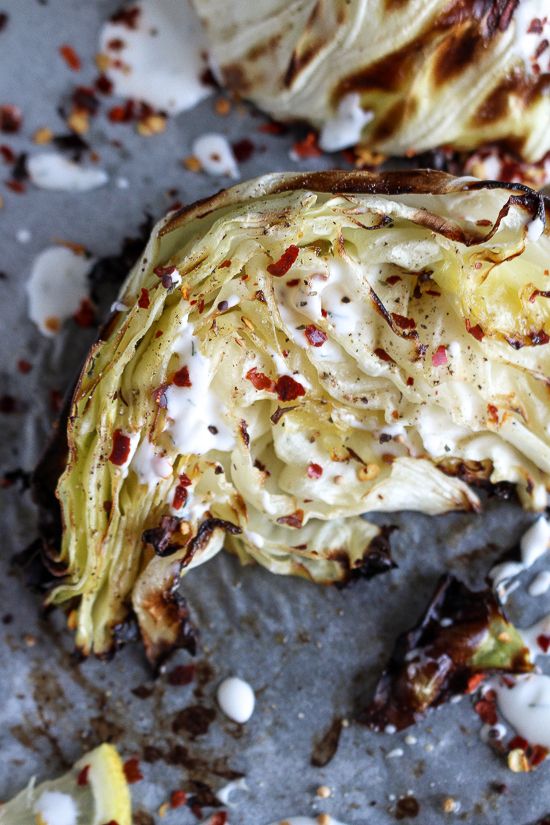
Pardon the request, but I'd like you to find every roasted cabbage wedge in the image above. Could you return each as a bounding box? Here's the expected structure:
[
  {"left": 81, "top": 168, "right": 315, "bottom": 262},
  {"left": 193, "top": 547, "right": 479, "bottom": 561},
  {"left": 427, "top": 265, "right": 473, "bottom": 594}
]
[
  {"left": 35, "top": 170, "right": 550, "bottom": 663},
  {"left": 194, "top": 0, "right": 550, "bottom": 161}
]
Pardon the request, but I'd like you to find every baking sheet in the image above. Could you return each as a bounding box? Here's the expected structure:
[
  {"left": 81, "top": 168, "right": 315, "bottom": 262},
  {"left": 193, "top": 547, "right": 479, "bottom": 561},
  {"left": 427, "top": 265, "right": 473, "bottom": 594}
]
[{"left": 1, "top": 2, "right": 549, "bottom": 823}]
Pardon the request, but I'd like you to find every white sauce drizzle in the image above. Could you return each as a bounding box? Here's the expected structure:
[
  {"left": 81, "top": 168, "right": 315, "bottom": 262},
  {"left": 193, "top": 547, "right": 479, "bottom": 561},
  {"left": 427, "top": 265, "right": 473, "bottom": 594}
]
[
  {"left": 319, "top": 93, "right": 374, "bottom": 152},
  {"left": 34, "top": 791, "right": 78, "bottom": 825},
  {"left": 26, "top": 246, "right": 93, "bottom": 337},
  {"left": 216, "top": 777, "right": 249, "bottom": 806},
  {"left": 529, "top": 570, "right": 550, "bottom": 597},
  {"left": 27, "top": 153, "right": 108, "bottom": 192},
  {"left": 131, "top": 438, "right": 172, "bottom": 487},
  {"left": 99, "top": 0, "right": 211, "bottom": 114},
  {"left": 494, "top": 674, "right": 550, "bottom": 749},
  {"left": 527, "top": 215, "right": 545, "bottom": 243},
  {"left": 216, "top": 676, "right": 255, "bottom": 723},
  {"left": 489, "top": 517, "right": 550, "bottom": 597},
  {"left": 165, "top": 320, "right": 235, "bottom": 455},
  {"left": 192, "top": 133, "right": 239, "bottom": 179}
]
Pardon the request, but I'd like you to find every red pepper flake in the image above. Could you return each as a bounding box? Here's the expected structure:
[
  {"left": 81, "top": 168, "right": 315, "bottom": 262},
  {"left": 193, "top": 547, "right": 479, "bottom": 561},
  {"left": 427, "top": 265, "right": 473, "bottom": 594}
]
[
  {"left": 73, "top": 298, "right": 95, "bottom": 328},
  {"left": 385, "top": 275, "right": 402, "bottom": 286},
  {"left": 528, "top": 18, "right": 544, "bottom": 34},
  {"left": 465, "top": 672, "right": 486, "bottom": 694},
  {"left": 529, "top": 289, "right": 550, "bottom": 303},
  {"left": 255, "top": 289, "right": 266, "bottom": 303},
  {"left": 267, "top": 245, "right": 300, "bottom": 277},
  {"left": 374, "top": 347, "right": 394, "bottom": 363},
  {"left": 307, "top": 463, "right": 323, "bottom": 479},
  {"left": 432, "top": 345, "right": 448, "bottom": 367},
  {"left": 95, "top": 73, "right": 113, "bottom": 95},
  {"left": 207, "top": 814, "right": 228, "bottom": 825},
  {"left": 138, "top": 288, "right": 150, "bottom": 309},
  {"left": 465, "top": 319, "right": 485, "bottom": 341},
  {"left": 304, "top": 324, "right": 327, "bottom": 347},
  {"left": 5, "top": 179, "right": 25, "bottom": 193},
  {"left": 107, "top": 37, "right": 125, "bottom": 51},
  {"left": 487, "top": 403, "right": 499, "bottom": 424},
  {"left": 59, "top": 44, "right": 81, "bottom": 71},
  {"left": 529, "top": 744, "right": 548, "bottom": 767},
  {"left": 103, "top": 822, "right": 120, "bottom": 825},
  {"left": 474, "top": 698, "right": 498, "bottom": 726},
  {"left": 152, "top": 383, "right": 169, "bottom": 408},
  {"left": 123, "top": 757, "right": 143, "bottom": 784},
  {"left": 173, "top": 365, "right": 191, "bottom": 388},
  {"left": 286, "top": 278, "right": 300, "bottom": 287},
  {"left": 246, "top": 367, "right": 275, "bottom": 392},
  {"left": 170, "top": 789, "right": 188, "bottom": 808},
  {"left": 291, "top": 131, "right": 322, "bottom": 158},
  {"left": 425, "top": 289, "right": 441, "bottom": 297},
  {"left": 172, "top": 484, "right": 188, "bottom": 510},
  {"left": 406, "top": 376, "right": 414, "bottom": 386},
  {"left": 219, "top": 259, "right": 231, "bottom": 268},
  {"left": 167, "top": 663, "right": 195, "bottom": 686},
  {"left": 108, "top": 429, "right": 131, "bottom": 466},
  {"left": 321, "top": 307, "right": 328, "bottom": 318},
  {"left": 17, "top": 359, "right": 32, "bottom": 374},
  {"left": 155, "top": 330, "right": 163, "bottom": 338},
  {"left": 231, "top": 138, "right": 255, "bottom": 162},
  {"left": 71, "top": 85, "right": 99, "bottom": 115},
  {"left": 531, "top": 329, "right": 550, "bottom": 346},
  {"left": 0, "top": 144, "right": 14, "bottom": 163},
  {"left": 508, "top": 735, "right": 529, "bottom": 752},
  {"left": 276, "top": 509, "right": 304, "bottom": 528},
  {"left": 258, "top": 120, "right": 288, "bottom": 135},
  {"left": 275, "top": 374, "right": 306, "bottom": 401},
  {"left": 0, "top": 104, "right": 22, "bottom": 133},
  {"left": 391, "top": 312, "right": 416, "bottom": 330},
  {"left": 198, "top": 297, "right": 205, "bottom": 314},
  {"left": 476, "top": 218, "right": 492, "bottom": 227},
  {"left": 108, "top": 102, "right": 133, "bottom": 123},
  {"left": 111, "top": 6, "right": 141, "bottom": 28},
  {"left": 76, "top": 765, "right": 90, "bottom": 786},
  {"left": 537, "top": 634, "right": 550, "bottom": 653}
]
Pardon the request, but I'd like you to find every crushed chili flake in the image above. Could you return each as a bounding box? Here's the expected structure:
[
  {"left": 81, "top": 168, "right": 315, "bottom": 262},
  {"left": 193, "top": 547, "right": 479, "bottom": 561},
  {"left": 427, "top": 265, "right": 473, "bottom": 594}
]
[
  {"left": 153, "top": 383, "right": 169, "bottom": 408},
  {"left": 111, "top": 6, "right": 141, "bottom": 27},
  {"left": 73, "top": 298, "right": 95, "bottom": 328},
  {"left": 258, "top": 120, "right": 288, "bottom": 135},
  {"left": 123, "top": 757, "right": 143, "bottom": 783},
  {"left": 508, "top": 735, "right": 529, "bottom": 751},
  {"left": 255, "top": 289, "right": 266, "bottom": 303},
  {"left": 465, "top": 319, "right": 485, "bottom": 341},
  {"left": 155, "top": 330, "right": 163, "bottom": 338},
  {"left": 207, "top": 814, "right": 228, "bottom": 825},
  {"left": 173, "top": 365, "right": 191, "bottom": 388},
  {"left": 374, "top": 347, "right": 394, "bottom": 363},
  {"left": 219, "top": 259, "right": 231, "bottom": 268},
  {"left": 267, "top": 245, "right": 300, "bottom": 277},
  {"left": 529, "top": 744, "right": 548, "bottom": 766},
  {"left": 167, "top": 663, "right": 195, "bottom": 686},
  {"left": 474, "top": 697, "right": 498, "bottom": 726},
  {"left": 531, "top": 329, "right": 550, "bottom": 346},
  {"left": 231, "top": 138, "right": 254, "bottom": 162},
  {"left": 537, "top": 634, "right": 550, "bottom": 653},
  {"left": 528, "top": 18, "right": 544, "bottom": 34},
  {"left": 0, "top": 144, "right": 14, "bottom": 164},
  {"left": 275, "top": 374, "right": 306, "bottom": 401},
  {"left": 406, "top": 376, "right": 414, "bottom": 386},
  {"left": 172, "top": 484, "right": 188, "bottom": 510},
  {"left": 291, "top": 131, "right": 322, "bottom": 158},
  {"left": 385, "top": 275, "right": 401, "bottom": 286},
  {"left": 17, "top": 359, "right": 32, "bottom": 374},
  {"left": 5, "top": 179, "right": 25, "bottom": 193},
  {"left": 465, "top": 672, "right": 486, "bottom": 693},
  {"left": 154, "top": 264, "right": 176, "bottom": 289},
  {"left": 103, "top": 500, "right": 112, "bottom": 516},
  {"left": 107, "top": 37, "right": 125, "bottom": 51},
  {"left": 108, "top": 429, "right": 131, "bottom": 466},
  {"left": 0, "top": 105, "right": 22, "bottom": 133},
  {"left": 277, "top": 509, "right": 304, "bottom": 528},
  {"left": 487, "top": 403, "right": 499, "bottom": 424},
  {"left": 71, "top": 85, "right": 99, "bottom": 115},
  {"left": 108, "top": 103, "right": 133, "bottom": 123},
  {"left": 76, "top": 765, "right": 90, "bottom": 786},
  {"left": 286, "top": 278, "right": 300, "bottom": 287},
  {"left": 321, "top": 307, "right": 328, "bottom": 318},
  {"left": 95, "top": 73, "right": 113, "bottom": 94},
  {"left": 59, "top": 44, "right": 81, "bottom": 71},
  {"left": 170, "top": 789, "right": 187, "bottom": 808},
  {"left": 391, "top": 312, "right": 416, "bottom": 330},
  {"left": 432, "top": 345, "right": 448, "bottom": 367},
  {"left": 529, "top": 288, "right": 550, "bottom": 303},
  {"left": 246, "top": 367, "right": 275, "bottom": 392},
  {"left": 304, "top": 324, "right": 327, "bottom": 347},
  {"left": 138, "top": 287, "right": 150, "bottom": 309},
  {"left": 307, "top": 463, "right": 323, "bottom": 479}
]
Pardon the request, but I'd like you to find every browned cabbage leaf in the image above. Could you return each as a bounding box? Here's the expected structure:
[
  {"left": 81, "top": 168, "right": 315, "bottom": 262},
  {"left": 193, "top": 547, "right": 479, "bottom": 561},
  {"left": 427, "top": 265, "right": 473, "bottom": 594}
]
[
  {"left": 34, "top": 170, "right": 550, "bottom": 663},
  {"left": 194, "top": 0, "right": 550, "bottom": 162}
]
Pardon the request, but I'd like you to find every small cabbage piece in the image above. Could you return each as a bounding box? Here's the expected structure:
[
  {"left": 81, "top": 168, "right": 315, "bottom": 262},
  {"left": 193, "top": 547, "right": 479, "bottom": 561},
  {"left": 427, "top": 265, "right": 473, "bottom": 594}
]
[
  {"left": 360, "top": 575, "right": 534, "bottom": 732},
  {"left": 37, "top": 170, "right": 550, "bottom": 662},
  {"left": 193, "top": 0, "right": 550, "bottom": 162}
]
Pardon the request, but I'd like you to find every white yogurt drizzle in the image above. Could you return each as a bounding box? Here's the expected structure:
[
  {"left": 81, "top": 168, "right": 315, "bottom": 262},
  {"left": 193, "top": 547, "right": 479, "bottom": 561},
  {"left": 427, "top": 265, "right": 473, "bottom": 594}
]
[
  {"left": 164, "top": 320, "right": 235, "bottom": 455},
  {"left": 529, "top": 570, "right": 550, "bottom": 597},
  {"left": 26, "top": 246, "right": 94, "bottom": 337},
  {"left": 34, "top": 791, "right": 78, "bottom": 825},
  {"left": 216, "top": 777, "right": 249, "bottom": 806},
  {"left": 493, "top": 674, "right": 550, "bottom": 750},
  {"left": 192, "top": 133, "right": 239, "bottom": 179},
  {"left": 99, "top": 0, "right": 211, "bottom": 114},
  {"left": 489, "top": 516, "right": 550, "bottom": 601},
  {"left": 216, "top": 676, "right": 255, "bottom": 723},
  {"left": 131, "top": 437, "right": 172, "bottom": 487},
  {"left": 319, "top": 93, "right": 374, "bottom": 152},
  {"left": 27, "top": 153, "right": 108, "bottom": 192}
]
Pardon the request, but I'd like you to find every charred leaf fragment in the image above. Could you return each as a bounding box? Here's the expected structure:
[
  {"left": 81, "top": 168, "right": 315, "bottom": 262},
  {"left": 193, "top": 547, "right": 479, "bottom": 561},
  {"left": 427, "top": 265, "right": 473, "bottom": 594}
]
[{"left": 360, "top": 575, "right": 532, "bottom": 731}]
